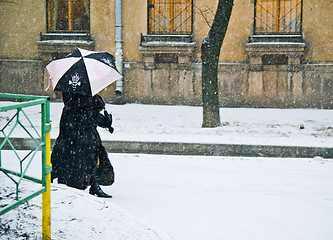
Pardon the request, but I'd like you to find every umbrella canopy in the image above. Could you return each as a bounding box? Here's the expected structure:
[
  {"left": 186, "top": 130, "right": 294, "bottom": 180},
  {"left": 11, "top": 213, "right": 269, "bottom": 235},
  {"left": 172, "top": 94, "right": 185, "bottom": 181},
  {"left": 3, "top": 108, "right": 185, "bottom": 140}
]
[{"left": 46, "top": 48, "right": 122, "bottom": 96}]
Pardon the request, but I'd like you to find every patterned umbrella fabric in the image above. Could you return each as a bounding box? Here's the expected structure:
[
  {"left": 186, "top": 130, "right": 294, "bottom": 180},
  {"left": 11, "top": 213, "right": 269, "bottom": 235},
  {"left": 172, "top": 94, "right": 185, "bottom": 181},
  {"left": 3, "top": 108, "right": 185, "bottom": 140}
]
[{"left": 46, "top": 48, "right": 122, "bottom": 96}]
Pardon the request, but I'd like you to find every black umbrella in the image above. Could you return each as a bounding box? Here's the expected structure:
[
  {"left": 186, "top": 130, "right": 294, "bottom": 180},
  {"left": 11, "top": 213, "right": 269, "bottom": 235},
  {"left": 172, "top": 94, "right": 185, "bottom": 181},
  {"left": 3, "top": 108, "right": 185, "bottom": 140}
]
[{"left": 46, "top": 48, "right": 122, "bottom": 96}]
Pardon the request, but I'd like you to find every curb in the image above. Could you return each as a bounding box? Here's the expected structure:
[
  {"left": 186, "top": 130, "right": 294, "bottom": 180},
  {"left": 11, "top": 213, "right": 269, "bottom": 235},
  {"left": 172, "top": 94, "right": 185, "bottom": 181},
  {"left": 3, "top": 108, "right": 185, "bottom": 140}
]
[
  {"left": 2, "top": 138, "right": 332, "bottom": 159},
  {"left": 104, "top": 141, "right": 333, "bottom": 158}
]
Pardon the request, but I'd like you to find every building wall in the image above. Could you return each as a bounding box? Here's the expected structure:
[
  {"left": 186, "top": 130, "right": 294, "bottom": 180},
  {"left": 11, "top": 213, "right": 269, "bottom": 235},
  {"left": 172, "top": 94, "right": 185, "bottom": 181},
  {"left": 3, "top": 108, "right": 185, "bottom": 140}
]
[
  {"left": 1, "top": 0, "right": 330, "bottom": 62},
  {"left": 302, "top": 0, "right": 333, "bottom": 62},
  {"left": 0, "top": 0, "right": 332, "bottom": 108},
  {"left": 0, "top": 0, "right": 45, "bottom": 59}
]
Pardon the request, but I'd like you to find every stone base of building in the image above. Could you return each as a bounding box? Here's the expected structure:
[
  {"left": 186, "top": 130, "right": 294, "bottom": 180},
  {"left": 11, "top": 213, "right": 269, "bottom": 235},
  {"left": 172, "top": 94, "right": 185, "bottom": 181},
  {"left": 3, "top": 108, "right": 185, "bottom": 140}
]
[
  {"left": 1, "top": 59, "right": 332, "bottom": 109},
  {"left": 0, "top": 59, "right": 44, "bottom": 95}
]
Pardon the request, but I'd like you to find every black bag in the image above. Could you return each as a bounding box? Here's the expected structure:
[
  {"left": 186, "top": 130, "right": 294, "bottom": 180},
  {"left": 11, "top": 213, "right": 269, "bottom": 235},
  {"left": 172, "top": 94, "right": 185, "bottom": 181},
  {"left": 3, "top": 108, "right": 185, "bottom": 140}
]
[{"left": 98, "top": 145, "right": 115, "bottom": 186}]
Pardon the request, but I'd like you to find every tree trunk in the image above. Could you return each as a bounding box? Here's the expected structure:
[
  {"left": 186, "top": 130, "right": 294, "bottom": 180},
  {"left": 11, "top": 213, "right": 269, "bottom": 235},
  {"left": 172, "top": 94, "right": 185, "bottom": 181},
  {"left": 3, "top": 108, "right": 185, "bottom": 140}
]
[{"left": 201, "top": 0, "right": 234, "bottom": 128}]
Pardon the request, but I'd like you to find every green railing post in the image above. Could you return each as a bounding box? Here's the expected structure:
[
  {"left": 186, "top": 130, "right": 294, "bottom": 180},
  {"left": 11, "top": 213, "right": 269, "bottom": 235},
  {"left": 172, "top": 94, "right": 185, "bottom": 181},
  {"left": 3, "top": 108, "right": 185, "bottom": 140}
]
[
  {"left": 0, "top": 93, "right": 52, "bottom": 239},
  {"left": 42, "top": 98, "right": 52, "bottom": 240}
]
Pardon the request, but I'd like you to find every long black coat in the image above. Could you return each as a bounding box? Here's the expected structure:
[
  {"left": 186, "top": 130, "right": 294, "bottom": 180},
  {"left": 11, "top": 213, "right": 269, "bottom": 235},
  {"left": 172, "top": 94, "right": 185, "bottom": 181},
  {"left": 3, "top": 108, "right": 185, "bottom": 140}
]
[{"left": 51, "top": 92, "right": 114, "bottom": 189}]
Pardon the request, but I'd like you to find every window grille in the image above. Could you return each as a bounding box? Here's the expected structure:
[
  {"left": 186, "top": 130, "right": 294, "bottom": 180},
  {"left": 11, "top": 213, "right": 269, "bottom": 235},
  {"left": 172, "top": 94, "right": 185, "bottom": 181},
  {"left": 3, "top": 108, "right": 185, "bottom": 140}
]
[
  {"left": 254, "top": 0, "right": 302, "bottom": 34},
  {"left": 148, "top": 0, "right": 193, "bottom": 34},
  {"left": 47, "top": 0, "right": 90, "bottom": 32}
]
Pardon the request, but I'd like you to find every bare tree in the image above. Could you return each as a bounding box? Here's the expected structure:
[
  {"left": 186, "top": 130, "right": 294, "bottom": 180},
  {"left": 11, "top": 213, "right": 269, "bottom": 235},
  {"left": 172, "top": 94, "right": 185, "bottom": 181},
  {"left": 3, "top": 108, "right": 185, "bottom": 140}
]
[
  {"left": 201, "top": 0, "right": 234, "bottom": 128},
  {"left": 193, "top": 4, "right": 215, "bottom": 28}
]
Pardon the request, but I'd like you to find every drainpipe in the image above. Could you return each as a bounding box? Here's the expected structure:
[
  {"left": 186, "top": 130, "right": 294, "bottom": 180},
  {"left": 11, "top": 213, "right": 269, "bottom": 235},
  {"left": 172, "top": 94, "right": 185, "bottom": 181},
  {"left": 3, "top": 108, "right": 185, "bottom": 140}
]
[{"left": 115, "top": 0, "right": 123, "bottom": 95}]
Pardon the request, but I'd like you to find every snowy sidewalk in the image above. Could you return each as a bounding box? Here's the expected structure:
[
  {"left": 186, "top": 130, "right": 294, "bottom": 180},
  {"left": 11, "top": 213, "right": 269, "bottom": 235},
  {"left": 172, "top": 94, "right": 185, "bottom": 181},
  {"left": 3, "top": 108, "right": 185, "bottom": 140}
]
[
  {"left": 1, "top": 101, "right": 333, "bottom": 240},
  {"left": 0, "top": 151, "right": 170, "bottom": 240},
  {"left": 1, "top": 153, "right": 333, "bottom": 240},
  {"left": 1, "top": 102, "right": 333, "bottom": 157}
]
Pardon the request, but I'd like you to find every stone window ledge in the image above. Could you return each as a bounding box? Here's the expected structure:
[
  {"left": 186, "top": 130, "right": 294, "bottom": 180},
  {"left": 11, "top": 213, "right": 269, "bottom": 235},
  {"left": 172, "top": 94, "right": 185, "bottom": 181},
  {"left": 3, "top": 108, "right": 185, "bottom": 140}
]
[
  {"left": 245, "top": 34, "right": 306, "bottom": 66},
  {"left": 139, "top": 34, "right": 195, "bottom": 69},
  {"left": 37, "top": 33, "right": 95, "bottom": 63}
]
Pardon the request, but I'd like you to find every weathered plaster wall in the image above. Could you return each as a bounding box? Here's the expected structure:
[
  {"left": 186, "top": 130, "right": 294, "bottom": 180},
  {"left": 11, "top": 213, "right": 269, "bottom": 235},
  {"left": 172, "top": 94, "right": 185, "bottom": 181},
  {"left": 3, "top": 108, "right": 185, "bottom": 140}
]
[{"left": 0, "top": 0, "right": 45, "bottom": 59}]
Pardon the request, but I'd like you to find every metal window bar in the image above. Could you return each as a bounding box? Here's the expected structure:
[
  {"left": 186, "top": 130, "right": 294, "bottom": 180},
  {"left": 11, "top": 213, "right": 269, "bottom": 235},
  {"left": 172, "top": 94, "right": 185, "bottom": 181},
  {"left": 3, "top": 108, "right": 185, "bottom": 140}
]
[
  {"left": 148, "top": 0, "right": 193, "bottom": 34},
  {"left": 47, "top": 0, "right": 90, "bottom": 33},
  {"left": 254, "top": 0, "right": 302, "bottom": 34},
  {"left": 0, "top": 93, "right": 52, "bottom": 239}
]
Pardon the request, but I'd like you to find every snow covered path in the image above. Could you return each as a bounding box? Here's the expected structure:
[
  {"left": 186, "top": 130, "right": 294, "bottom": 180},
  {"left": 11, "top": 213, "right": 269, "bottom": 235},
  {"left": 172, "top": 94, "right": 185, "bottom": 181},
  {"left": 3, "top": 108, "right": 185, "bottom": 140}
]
[
  {"left": 1, "top": 102, "right": 333, "bottom": 147},
  {"left": 1, "top": 153, "right": 333, "bottom": 240},
  {"left": 1, "top": 101, "right": 333, "bottom": 239},
  {"left": 107, "top": 154, "right": 333, "bottom": 240}
]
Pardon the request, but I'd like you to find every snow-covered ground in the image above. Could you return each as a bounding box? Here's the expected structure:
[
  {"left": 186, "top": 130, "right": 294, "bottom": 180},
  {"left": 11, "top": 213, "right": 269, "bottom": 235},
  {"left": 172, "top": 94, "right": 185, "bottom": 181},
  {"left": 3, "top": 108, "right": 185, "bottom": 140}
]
[
  {"left": 0, "top": 101, "right": 332, "bottom": 147},
  {"left": 1, "top": 152, "right": 333, "bottom": 240},
  {"left": 1, "top": 101, "right": 333, "bottom": 239}
]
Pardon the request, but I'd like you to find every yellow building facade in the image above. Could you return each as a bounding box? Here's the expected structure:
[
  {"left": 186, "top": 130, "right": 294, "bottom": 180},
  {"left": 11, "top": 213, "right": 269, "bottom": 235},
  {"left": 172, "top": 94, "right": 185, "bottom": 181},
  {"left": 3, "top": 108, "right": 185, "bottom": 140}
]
[{"left": 0, "top": 0, "right": 332, "bottom": 108}]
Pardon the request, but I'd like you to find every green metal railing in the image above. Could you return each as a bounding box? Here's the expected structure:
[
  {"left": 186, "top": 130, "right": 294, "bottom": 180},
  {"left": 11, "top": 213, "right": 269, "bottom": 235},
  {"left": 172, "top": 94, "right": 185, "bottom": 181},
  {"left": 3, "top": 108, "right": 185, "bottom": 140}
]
[{"left": 0, "top": 93, "right": 52, "bottom": 238}]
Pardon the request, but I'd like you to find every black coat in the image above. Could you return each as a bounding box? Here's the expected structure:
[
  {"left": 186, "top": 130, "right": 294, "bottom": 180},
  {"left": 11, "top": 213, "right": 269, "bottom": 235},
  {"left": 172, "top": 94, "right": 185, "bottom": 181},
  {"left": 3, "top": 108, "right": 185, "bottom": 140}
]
[{"left": 51, "top": 92, "right": 114, "bottom": 189}]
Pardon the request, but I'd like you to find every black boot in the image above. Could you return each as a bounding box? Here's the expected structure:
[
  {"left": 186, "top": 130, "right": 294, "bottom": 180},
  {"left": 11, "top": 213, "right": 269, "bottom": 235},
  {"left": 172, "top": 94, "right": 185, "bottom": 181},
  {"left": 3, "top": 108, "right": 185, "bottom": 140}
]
[{"left": 89, "top": 166, "right": 112, "bottom": 198}]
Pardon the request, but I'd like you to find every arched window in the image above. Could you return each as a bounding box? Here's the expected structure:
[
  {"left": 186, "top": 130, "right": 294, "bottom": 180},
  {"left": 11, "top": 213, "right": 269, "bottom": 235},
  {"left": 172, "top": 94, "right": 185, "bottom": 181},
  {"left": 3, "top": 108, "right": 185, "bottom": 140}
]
[
  {"left": 47, "top": 0, "right": 90, "bottom": 32},
  {"left": 254, "top": 0, "right": 302, "bottom": 34},
  {"left": 148, "top": 0, "right": 193, "bottom": 34}
]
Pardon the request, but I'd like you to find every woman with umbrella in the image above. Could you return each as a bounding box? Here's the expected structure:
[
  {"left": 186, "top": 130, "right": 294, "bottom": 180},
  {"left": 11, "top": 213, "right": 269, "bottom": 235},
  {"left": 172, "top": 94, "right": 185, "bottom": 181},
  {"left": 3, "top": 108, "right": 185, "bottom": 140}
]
[{"left": 47, "top": 48, "right": 122, "bottom": 198}]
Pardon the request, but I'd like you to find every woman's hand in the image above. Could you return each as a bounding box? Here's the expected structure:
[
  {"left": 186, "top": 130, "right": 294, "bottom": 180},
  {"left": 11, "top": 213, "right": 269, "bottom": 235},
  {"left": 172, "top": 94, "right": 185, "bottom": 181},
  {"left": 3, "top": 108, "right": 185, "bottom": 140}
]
[{"left": 104, "top": 110, "right": 114, "bottom": 134}]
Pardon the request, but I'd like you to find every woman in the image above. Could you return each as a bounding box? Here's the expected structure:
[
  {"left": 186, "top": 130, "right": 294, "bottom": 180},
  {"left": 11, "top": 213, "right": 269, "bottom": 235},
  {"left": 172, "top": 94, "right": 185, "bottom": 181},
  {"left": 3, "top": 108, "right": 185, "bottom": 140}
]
[{"left": 51, "top": 92, "right": 114, "bottom": 198}]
